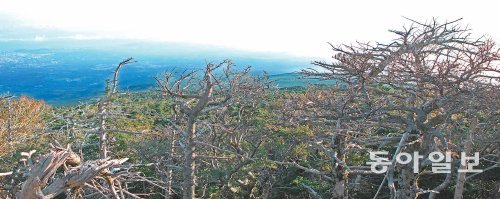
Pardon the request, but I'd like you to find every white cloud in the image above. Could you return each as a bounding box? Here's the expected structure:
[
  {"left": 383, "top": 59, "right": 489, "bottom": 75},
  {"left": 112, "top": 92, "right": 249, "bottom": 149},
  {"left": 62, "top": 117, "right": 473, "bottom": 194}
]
[
  {"left": 34, "top": 35, "right": 47, "bottom": 41},
  {"left": 60, "top": 34, "right": 109, "bottom": 40},
  {"left": 0, "top": 0, "right": 498, "bottom": 58}
]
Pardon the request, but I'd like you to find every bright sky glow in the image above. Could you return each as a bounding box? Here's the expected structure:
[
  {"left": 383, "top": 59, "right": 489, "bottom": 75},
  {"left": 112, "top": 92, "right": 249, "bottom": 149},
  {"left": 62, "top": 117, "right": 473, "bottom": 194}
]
[{"left": 0, "top": 0, "right": 499, "bottom": 58}]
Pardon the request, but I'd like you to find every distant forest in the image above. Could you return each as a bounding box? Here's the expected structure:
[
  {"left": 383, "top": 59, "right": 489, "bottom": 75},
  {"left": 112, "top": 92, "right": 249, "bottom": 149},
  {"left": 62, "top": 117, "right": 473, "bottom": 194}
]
[{"left": 1, "top": 19, "right": 499, "bottom": 199}]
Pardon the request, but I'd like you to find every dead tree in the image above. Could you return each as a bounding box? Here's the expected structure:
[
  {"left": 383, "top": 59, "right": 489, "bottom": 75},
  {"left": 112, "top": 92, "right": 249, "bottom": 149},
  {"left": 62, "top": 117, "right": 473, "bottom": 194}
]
[
  {"left": 17, "top": 144, "right": 128, "bottom": 198},
  {"left": 156, "top": 60, "right": 268, "bottom": 199},
  {"left": 272, "top": 85, "right": 380, "bottom": 199},
  {"left": 98, "top": 57, "right": 136, "bottom": 159},
  {"left": 302, "top": 18, "right": 500, "bottom": 198},
  {"left": 43, "top": 58, "right": 153, "bottom": 198}
]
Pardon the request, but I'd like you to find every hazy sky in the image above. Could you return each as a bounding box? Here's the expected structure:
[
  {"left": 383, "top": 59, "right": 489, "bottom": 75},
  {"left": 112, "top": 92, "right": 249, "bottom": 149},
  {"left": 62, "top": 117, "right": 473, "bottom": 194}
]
[{"left": 0, "top": 0, "right": 498, "bottom": 58}]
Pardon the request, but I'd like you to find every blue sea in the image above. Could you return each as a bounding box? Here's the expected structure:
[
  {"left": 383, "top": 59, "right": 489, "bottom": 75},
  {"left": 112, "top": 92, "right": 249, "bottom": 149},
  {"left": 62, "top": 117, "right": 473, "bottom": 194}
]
[{"left": 0, "top": 40, "right": 331, "bottom": 106}]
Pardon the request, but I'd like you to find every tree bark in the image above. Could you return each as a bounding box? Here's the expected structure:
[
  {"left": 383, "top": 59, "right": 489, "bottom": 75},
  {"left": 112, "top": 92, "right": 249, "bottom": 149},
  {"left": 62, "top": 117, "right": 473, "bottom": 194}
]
[
  {"left": 453, "top": 117, "right": 477, "bottom": 199},
  {"left": 183, "top": 117, "right": 197, "bottom": 199},
  {"left": 98, "top": 101, "right": 108, "bottom": 159},
  {"left": 17, "top": 146, "right": 128, "bottom": 199},
  {"left": 165, "top": 131, "right": 176, "bottom": 199},
  {"left": 331, "top": 129, "right": 349, "bottom": 199},
  {"left": 396, "top": 165, "right": 416, "bottom": 199}
]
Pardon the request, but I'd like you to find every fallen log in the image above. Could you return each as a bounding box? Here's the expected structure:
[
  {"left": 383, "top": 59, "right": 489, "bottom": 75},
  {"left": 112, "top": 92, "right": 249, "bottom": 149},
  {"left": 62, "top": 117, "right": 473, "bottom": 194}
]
[{"left": 17, "top": 145, "right": 128, "bottom": 199}]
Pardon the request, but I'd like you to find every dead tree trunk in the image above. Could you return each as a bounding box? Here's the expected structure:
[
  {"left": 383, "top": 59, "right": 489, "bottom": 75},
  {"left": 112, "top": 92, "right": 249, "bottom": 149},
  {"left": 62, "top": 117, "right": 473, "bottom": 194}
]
[
  {"left": 98, "top": 57, "right": 135, "bottom": 159},
  {"left": 17, "top": 145, "right": 128, "bottom": 199},
  {"left": 98, "top": 101, "right": 108, "bottom": 159},
  {"left": 156, "top": 60, "right": 263, "bottom": 199},
  {"left": 183, "top": 117, "right": 197, "bottom": 199},
  {"left": 331, "top": 121, "right": 349, "bottom": 199},
  {"left": 454, "top": 116, "right": 477, "bottom": 199},
  {"left": 163, "top": 130, "right": 177, "bottom": 199}
]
